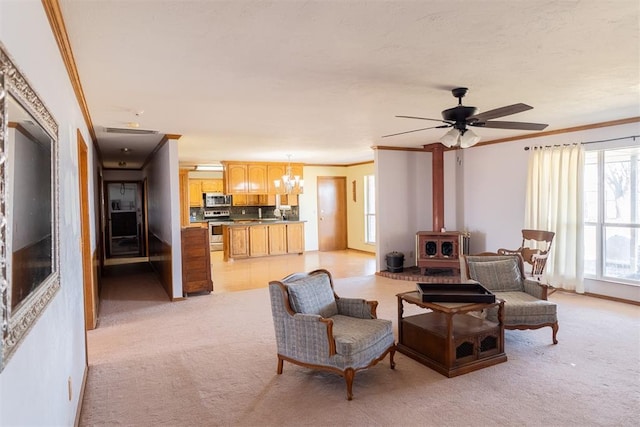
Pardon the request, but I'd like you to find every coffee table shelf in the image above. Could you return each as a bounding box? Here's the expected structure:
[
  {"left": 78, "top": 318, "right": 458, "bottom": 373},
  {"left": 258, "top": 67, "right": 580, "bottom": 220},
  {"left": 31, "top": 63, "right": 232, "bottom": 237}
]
[{"left": 397, "top": 291, "right": 507, "bottom": 377}]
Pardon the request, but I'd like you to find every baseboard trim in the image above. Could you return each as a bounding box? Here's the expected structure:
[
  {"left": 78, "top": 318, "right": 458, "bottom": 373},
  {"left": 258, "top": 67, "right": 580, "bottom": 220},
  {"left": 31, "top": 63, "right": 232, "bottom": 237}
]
[
  {"left": 555, "top": 288, "right": 639, "bottom": 306},
  {"left": 346, "top": 247, "right": 375, "bottom": 255},
  {"left": 583, "top": 291, "right": 640, "bottom": 306},
  {"left": 74, "top": 364, "right": 88, "bottom": 427}
]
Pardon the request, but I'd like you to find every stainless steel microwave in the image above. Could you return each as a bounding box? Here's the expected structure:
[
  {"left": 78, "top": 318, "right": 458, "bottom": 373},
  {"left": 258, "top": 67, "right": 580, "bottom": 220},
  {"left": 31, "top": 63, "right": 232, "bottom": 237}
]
[{"left": 204, "top": 193, "right": 231, "bottom": 207}]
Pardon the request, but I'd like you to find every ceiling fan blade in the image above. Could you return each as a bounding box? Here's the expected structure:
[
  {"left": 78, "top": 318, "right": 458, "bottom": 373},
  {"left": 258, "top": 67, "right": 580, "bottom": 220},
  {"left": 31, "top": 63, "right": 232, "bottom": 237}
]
[
  {"left": 469, "top": 103, "right": 533, "bottom": 121},
  {"left": 396, "top": 115, "right": 450, "bottom": 124},
  {"left": 471, "top": 121, "right": 549, "bottom": 131},
  {"left": 382, "top": 125, "right": 450, "bottom": 138}
]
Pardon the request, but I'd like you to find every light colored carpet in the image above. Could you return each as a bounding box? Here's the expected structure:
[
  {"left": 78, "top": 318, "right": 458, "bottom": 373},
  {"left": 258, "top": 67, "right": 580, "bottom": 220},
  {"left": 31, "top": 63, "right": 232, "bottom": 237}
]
[{"left": 81, "top": 265, "right": 640, "bottom": 426}]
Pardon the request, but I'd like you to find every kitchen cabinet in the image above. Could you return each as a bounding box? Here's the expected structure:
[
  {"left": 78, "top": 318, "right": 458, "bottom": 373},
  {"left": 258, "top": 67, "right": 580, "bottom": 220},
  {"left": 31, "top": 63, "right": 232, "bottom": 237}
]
[
  {"left": 189, "top": 179, "right": 224, "bottom": 207},
  {"left": 232, "top": 194, "right": 269, "bottom": 206},
  {"left": 223, "top": 161, "right": 303, "bottom": 196},
  {"left": 247, "top": 163, "right": 268, "bottom": 193},
  {"left": 224, "top": 163, "right": 248, "bottom": 194},
  {"left": 282, "top": 194, "right": 298, "bottom": 206},
  {"left": 268, "top": 224, "right": 288, "bottom": 255},
  {"left": 181, "top": 227, "right": 213, "bottom": 295},
  {"left": 227, "top": 226, "right": 250, "bottom": 258},
  {"left": 267, "top": 164, "right": 286, "bottom": 194},
  {"left": 265, "top": 193, "right": 298, "bottom": 206},
  {"left": 201, "top": 179, "right": 223, "bottom": 193},
  {"left": 223, "top": 222, "right": 305, "bottom": 260},
  {"left": 286, "top": 222, "right": 305, "bottom": 254},
  {"left": 249, "top": 225, "right": 269, "bottom": 256},
  {"left": 189, "top": 180, "right": 204, "bottom": 207}
]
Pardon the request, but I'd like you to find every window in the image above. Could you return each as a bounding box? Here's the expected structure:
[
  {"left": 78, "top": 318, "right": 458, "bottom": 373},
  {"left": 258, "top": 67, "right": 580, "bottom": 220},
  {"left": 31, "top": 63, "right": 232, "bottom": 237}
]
[
  {"left": 364, "top": 175, "right": 375, "bottom": 244},
  {"left": 584, "top": 147, "right": 639, "bottom": 284}
]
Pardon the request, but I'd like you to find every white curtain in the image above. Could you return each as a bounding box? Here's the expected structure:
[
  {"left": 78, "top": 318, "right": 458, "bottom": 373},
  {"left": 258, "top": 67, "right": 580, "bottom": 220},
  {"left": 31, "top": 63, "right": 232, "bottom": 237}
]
[{"left": 525, "top": 144, "right": 585, "bottom": 292}]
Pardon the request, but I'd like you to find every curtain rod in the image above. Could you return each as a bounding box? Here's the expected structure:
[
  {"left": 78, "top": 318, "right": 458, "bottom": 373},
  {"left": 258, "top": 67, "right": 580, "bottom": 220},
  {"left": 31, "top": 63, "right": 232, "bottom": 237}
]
[{"left": 523, "top": 135, "right": 639, "bottom": 151}]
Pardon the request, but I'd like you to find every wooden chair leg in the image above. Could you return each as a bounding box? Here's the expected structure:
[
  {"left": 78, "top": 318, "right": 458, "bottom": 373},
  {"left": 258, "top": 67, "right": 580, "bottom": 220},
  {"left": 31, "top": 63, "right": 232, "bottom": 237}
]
[
  {"left": 277, "top": 356, "right": 283, "bottom": 374},
  {"left": 344, "top": 368, "right": 355, "bottom": 401},
  {"left": 389, "top": 347, "right": 396, "bottom": 369},
  {"left": 551, "top": 322, "right": 559, "bottom": 345}
]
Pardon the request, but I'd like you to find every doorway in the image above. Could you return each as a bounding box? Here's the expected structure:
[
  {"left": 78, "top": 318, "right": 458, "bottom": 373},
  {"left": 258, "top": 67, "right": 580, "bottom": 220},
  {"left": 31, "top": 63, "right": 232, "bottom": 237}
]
[
  {"left": 106, "top": 182, "right": 144, "bottom": 258},
  {"left": 77, "top": 132, "right": 98, "bottom": 330},
  {"left": 317, "top": 176, "right": 347, "bottom": 251}
]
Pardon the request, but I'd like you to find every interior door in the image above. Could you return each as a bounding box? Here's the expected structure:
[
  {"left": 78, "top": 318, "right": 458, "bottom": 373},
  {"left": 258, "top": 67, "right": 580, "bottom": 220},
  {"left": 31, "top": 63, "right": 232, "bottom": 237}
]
[{"left": 317, "top": 176, "right": 347, "bottom": 251}]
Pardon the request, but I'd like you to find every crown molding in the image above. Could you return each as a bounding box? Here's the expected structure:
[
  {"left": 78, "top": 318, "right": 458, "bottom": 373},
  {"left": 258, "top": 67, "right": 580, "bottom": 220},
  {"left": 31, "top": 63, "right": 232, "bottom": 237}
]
[
  {"left": 41, "top": 0, "right": 96, "bottom": 143},
  {"left": 475, "top": 116, "right": 640, "bottom": 147},
  {"left": 375, "top": 117, "right": 640, "bottom": 153}
]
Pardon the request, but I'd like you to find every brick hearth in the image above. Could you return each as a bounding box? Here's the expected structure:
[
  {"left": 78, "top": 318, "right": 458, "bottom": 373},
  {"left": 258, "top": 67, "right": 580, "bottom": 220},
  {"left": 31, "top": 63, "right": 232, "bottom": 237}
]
[{"left": 376, "top": 266, "right": 461, "bottom": 283}]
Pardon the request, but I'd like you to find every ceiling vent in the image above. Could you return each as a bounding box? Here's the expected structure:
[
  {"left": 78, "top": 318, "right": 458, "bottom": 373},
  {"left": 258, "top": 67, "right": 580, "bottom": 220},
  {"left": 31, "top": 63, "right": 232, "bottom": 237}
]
[{"left": 104, "top": 127, "right": 159, "bottom": 135}]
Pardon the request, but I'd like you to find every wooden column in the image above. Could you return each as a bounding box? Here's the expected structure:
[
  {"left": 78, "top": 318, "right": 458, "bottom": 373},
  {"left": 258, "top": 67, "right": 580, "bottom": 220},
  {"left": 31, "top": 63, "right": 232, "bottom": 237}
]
[{"left": 432, "top": 145, "right": 444, "bottom": 232}]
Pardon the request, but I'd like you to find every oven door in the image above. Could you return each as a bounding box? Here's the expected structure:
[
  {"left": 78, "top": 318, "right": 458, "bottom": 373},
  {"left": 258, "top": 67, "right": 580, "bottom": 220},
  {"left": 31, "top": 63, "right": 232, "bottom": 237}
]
[{"left": 208, "top": 222, "right": 224, "bottom": 251}]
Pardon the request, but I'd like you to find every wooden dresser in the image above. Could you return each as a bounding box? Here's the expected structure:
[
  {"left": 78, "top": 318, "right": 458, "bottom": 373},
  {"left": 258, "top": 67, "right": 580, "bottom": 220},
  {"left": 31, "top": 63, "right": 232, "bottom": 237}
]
[{"left": 181, "top": 227, "right": 213, "bottom": 295}]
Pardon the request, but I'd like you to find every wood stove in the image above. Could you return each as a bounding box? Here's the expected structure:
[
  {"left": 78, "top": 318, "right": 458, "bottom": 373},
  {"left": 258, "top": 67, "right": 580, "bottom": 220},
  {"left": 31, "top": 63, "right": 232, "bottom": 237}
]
[{"left": 416, "top": 231, "right": 470, "bottom": 276}]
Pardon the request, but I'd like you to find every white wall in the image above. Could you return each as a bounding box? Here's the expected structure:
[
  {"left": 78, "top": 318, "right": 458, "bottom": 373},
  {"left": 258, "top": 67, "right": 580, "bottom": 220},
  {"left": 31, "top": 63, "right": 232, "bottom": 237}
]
[
  {"left": 375, "top": 149, "right": 431, "bottom": 270},
  {"left": 0, "top": 1, "right": 93, "bottom": 425},
  {"left": 462, "top": 122, "right": 640, "bottom": 302},
  {"left": 143, "top": 139, "right": 183, "bottom": 299},
  {"left": 374, "top": 124, "right": 639, "bottom": 302}
]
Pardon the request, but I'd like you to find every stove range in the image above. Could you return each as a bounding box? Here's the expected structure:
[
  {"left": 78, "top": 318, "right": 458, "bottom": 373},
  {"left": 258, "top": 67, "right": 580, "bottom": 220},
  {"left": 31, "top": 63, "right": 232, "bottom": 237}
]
[{"left": 203, "top": 209, "right": 230, "bottom": 220}]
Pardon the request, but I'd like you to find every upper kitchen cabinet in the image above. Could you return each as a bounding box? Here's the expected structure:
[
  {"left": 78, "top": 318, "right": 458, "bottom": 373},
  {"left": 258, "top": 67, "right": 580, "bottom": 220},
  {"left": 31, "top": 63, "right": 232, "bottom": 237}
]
[
  {"left": 189, "top": 180, "right": 204, "bottom": 207},
  {"left": 247, "top": 163, "right": 268, "bottom": 193},
  {"left": 223, "top": 161, "right": 304, "bottom": 196},
  {"left": 201, "top": 179, "right": 224, "bottom": 193},
  {"left": 267, "top": 164, "right": 286, "bottom": 194},
  {"left": 223, "top": 162, "right": 248, "bottom": 194},
  {"left": 189, "top": 179, "right": 224, "bottom": 206},
  {"left": 269, "top": 162, "right": 304, "bottom": 194}
]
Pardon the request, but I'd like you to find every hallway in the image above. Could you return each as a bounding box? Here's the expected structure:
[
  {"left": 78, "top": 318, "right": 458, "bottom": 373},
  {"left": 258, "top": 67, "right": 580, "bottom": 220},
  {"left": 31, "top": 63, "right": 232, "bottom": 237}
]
[{"left": 96, "top": 249, "right": 377, "bottom": 325}]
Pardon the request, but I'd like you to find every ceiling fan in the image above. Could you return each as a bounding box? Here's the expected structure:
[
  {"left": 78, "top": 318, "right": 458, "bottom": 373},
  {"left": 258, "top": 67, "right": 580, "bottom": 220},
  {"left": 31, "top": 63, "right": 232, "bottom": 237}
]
[{"left": 382, "top": 87, "right": 548, "bottom": 148}]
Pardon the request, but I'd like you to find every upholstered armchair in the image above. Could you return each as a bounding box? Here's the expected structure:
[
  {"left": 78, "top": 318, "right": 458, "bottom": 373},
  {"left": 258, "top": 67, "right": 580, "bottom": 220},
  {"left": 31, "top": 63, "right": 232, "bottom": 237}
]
[
  {"left": 268, "top": 269, "right": 396, "bottom": 400},
  {"left": 464, "top": 254, "right": 558, "bottom": 345}
]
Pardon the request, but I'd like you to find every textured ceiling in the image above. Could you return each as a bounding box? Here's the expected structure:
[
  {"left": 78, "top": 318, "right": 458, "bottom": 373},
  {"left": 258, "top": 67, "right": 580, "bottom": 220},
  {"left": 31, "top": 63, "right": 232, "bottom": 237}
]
[{"left": 58, "top": 0, "right": 640, "bottom": 168}]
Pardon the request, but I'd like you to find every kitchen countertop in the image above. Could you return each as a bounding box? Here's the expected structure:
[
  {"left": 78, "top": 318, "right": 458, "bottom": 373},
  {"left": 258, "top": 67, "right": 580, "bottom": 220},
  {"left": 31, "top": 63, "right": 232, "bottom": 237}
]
[
  {"left": 223, "top": 219, "right": 304, "bottom": 226},
  {"left": 190, "top": 218, "right": 303, "bottom": 226}
]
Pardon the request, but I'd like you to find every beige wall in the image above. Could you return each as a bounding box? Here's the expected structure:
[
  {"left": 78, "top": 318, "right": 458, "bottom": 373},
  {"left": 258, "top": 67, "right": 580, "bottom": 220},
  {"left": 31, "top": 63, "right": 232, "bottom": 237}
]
[
  {"left": 299, "top": 163, "right": 374, "bottom": 253},
  {"left": 346, "top": 162, "right": 375, "bottom": 253}
]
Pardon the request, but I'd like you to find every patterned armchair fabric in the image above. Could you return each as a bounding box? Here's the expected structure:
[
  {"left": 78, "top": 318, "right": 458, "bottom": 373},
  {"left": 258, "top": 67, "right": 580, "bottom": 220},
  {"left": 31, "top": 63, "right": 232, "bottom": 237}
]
[
  {"left": 465, "top": 255, "right": 559, "bottom": 344},
  {"left": 269, "top": 269, "right": 396, "bottom": 400}
]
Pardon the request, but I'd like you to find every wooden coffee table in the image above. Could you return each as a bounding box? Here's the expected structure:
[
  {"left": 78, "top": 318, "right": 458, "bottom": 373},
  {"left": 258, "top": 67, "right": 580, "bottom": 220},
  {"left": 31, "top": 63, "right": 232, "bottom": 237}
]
[{"left": 397, "top": 291, "right": 507, "bottom": 377}]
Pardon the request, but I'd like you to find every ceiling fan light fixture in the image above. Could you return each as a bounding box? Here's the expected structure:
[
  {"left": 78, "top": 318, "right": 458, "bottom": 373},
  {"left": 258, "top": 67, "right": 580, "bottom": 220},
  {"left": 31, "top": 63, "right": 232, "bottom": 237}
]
[
  {"left": 440, "top": 128, "right": 459, "bottom": 148},
  {"left": 459, "top": 129, "right": 481, "bottom": 148}
]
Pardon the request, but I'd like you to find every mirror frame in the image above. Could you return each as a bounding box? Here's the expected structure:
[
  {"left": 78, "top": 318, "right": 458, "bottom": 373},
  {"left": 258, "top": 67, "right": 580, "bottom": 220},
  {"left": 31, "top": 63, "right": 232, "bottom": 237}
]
[{"left": 0, "top": 43, "right": 60, "bottom": 372}]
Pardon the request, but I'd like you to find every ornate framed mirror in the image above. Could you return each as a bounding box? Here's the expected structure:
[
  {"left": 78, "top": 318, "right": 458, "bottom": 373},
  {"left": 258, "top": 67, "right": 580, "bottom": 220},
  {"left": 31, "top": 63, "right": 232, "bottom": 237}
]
[{"left": 0, "top": 43, "right": 60, "bottom": 372}]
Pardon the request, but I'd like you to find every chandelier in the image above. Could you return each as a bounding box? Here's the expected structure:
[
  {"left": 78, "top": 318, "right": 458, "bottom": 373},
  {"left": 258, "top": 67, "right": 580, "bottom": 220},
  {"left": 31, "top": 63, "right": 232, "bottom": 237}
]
[{"left": 274, "top": 155, "right": 304, "bottom": 194}]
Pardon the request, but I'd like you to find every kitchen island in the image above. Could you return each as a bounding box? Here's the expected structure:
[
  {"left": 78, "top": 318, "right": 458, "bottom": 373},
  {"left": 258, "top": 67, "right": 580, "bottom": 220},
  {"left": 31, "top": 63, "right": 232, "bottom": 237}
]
[{"left": 222, "top": 220, "right": 305, "bottom": 261}]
